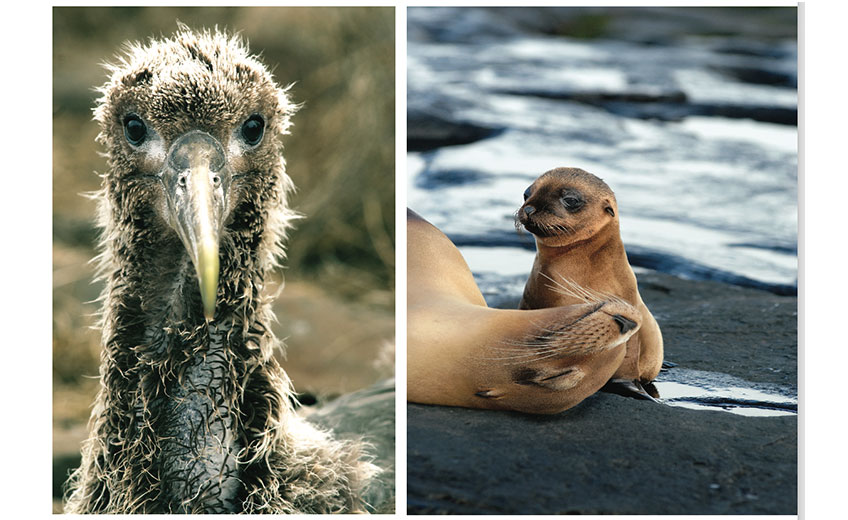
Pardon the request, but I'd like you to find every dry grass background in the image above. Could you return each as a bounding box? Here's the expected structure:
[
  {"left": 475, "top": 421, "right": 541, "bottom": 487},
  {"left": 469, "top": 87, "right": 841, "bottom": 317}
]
[{"left": 52, "top": 6, "right": 395, "bottom": 510}]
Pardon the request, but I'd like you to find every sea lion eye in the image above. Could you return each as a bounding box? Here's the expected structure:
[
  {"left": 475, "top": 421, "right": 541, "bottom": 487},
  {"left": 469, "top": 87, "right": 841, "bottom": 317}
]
[
  {"left": 123, "top": 114, "right": 147, "bottom": 146},
  {"left": 561, "top": 190, "right": 584, "bottom": 212},
  {"left": 241, "top": 114, "right": 265, "bottom": 146},
  {"left": 523, "top": 186, "right": 532, "bottom": 201}
]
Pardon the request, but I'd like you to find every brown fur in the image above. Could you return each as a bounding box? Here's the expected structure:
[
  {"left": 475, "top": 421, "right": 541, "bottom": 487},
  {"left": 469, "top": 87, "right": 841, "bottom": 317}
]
[
  {"left": 517, "top": 167, "right": 663, "bottom": 383},
  {"left": 407, "top": 209, "right": 643, "bottom": 414}
]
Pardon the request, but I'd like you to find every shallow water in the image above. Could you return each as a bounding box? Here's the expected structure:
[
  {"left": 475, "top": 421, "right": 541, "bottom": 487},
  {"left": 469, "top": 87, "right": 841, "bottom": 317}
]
[
  {"left": 408, "top": 7, "right": 797, "bottom": 294},
  {"left": 653, "top": 368, "right": 797, "bottom": 418}
]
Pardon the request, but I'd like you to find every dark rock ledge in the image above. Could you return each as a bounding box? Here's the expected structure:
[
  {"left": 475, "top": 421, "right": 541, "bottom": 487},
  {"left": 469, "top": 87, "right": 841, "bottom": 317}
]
[{"left": 408, "top": 271, "right": 797, "bottom": 515}]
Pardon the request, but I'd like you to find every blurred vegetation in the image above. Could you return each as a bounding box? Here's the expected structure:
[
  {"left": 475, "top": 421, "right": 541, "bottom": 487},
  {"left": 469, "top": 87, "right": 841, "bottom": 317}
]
[
  {"left": 52, "top": 9, "right": 395, "bottom": 508},
  {"left": 53, "top": 6, "right": 395, "bottom": 299},
  {"left": 53, "top": 5, "right": 394, "bottom": 374}
]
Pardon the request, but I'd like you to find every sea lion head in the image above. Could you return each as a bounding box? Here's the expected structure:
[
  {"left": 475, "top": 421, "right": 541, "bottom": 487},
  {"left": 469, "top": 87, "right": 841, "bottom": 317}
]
[
  {"left": 517, "top": 167, "right": 618, "bottom": 248},
  {"left": 477, "top": 296, "right": 641, "bottom": 414}
]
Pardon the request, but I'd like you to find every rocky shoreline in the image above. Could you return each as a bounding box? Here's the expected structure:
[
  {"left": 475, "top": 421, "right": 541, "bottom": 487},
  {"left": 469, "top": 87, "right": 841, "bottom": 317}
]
[{"left": 407, "top": 270, "right": 797, "bottom": 515}]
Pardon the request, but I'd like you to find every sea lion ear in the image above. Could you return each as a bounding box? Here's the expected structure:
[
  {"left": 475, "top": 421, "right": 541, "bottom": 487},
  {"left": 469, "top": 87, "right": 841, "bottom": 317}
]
[{"left": 605, "top": 206, "right": 615, "bottom": 217}]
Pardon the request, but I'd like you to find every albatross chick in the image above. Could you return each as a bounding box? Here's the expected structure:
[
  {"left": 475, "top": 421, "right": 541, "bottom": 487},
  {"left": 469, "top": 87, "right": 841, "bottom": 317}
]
[{"left": 64, "top": 26, "right": 378, "bottom": 514}]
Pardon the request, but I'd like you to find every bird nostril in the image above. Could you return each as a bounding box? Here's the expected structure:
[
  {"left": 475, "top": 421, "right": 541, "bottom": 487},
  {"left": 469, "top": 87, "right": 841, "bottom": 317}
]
[
  {"left": 612, "top": 314, "right": 637, "bottom": 334},
  {"left": 524, "top": 205, "right": 535, "bottom": 216}
]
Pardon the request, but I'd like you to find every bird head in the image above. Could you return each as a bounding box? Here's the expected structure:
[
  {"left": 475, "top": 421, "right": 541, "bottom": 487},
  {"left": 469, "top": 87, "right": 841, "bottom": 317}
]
[{"left": 94, "top": 25, "right": 297, "bottom": 321}]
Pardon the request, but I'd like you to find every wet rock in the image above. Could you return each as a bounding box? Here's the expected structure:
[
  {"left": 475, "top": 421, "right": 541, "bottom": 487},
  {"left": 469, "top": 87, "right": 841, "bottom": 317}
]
[
  {"left": 453, "top": 233, "right": 797, "bottom": 296},
  {"left": 409, "top": 7, "right": 797, "bottom": 45},
  {"left": 408, "top": 6, "right": 798, "bottom": 140},
  {"left": 414, "top": 168, "right": 495, "bottom": 190},
  {"left": 407, "top": 271, "right": 796, "bottom": 514},
  {"left": 634, "top": 271, "right": 796, "bottom": 387},
  {"left": 407, "top": 10, "right": 798, "bottom": 288},
  {"left": 308, "top": 379, "right": 396, "bottom": 513},
  {"left": 408, "top": 107, "right": 504, "bottom": 152},
  {"left": 710, "top": 64, "right": 796, "bottom": 88}
]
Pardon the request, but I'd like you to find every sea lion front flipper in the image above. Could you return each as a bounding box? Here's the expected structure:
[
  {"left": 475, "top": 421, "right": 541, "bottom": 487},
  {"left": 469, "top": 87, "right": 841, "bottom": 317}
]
[
  {"left": 512, "top": 366, "right": 586, "bottom": 391},
  {"left": 602, "top": 378, "right": 660, "bottom": 402}
]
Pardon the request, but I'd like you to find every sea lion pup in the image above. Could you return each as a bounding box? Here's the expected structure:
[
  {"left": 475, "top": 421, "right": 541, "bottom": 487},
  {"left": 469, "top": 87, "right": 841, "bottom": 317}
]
[
  {"left": 407, "top": 209, "right": 643, "bottom": 414},
  {"left": 516, "top": 167, "right": 664, "bottom": 390}
]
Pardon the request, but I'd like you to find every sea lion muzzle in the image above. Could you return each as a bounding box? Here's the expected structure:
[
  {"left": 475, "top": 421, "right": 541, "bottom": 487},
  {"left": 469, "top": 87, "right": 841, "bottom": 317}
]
[{"left": 161, "top": 130, "right": 232, "bottom": 320}]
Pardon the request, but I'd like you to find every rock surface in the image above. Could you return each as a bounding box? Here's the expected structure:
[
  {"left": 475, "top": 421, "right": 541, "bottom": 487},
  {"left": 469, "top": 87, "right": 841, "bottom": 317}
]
[
  {"left": 307, "top": 378, "right": 397, "bottom": 513},
  {"left": 407, "top": 271, "right": 797, "bottom": 514}
]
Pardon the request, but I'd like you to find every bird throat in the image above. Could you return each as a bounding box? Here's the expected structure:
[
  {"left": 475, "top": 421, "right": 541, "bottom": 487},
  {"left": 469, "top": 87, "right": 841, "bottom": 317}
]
[
  {"left": 106, "top": 240, "right": 267, "bottom": 512},
  {"left": 151, "top": 320, "right": 243, "bottom": 513}
]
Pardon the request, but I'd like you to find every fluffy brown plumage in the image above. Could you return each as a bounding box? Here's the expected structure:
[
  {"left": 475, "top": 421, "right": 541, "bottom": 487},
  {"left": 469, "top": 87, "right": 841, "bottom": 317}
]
[{"left": 63, "top": 25, "right": 379, "bottom": 513}]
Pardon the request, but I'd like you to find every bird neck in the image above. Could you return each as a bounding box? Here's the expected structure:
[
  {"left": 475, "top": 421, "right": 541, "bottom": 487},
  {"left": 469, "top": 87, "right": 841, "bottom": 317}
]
[{"left": 93, "top": 224, "right": 284, "bottom": 513}]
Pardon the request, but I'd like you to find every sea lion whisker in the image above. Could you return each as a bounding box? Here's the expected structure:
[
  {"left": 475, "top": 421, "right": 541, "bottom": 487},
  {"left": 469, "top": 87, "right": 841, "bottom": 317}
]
[
  {"left": 491, "top": 345, "right": 542, "bottom": 356},
  {"left": 532, "top": 329, "right": 584, "bottom": 338},
  {"left": 542, "top": 283, "right": 595, "bottom": 303},
  {"left": 553, "top": 273, "right": 614, "bottom": 304},
  {"left": 487, "top": 337, "right": 589, "bottom": 359},
  {"left": 491, "top": 339, "right": 579, "bottom": 353},
  {"left": 490, "top": 342, "right": 564, "bottom": 351},
  {"left": 556, "top": 274, "right": 603, "bottom": 303},
  {"left": 412, "top": 187, "right": 656, "bottom": 415},
  {"left": 517, "top": 167, "right": 664, "bottom": 390},
  {"left": 546, "top": 285, "right": 601, "bottom": 304},
  {"left": 539, "top": 272, "right": 600, "bottom": 304},
  {"left": 493, "top": 338, "right": 583, "bottom": 353},
  {"left": 502, "top": 346, "right": 590, "bottom": 365},
  {"left": 489, "top": 333, "right": 611, "bottom": 362},
  {"left": 484, "top": 350, "right": 562, "bottom": 361},
  {"left": 554, "top": 224, "right": 572, "bottom": 235},
  {"left": 539, "top": 273, "right": 587, "bottom": 302},
  {"left": 490, "top": 344, "right": 579, "bottom": 363},
  {"left": 513, "top": 210, "right": 525, "bottom": 233}
]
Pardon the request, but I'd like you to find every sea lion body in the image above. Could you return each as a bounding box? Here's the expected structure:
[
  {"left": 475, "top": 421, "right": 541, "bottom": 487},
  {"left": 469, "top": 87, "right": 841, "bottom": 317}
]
[
  {"left": 407, "top": 209, "right": 642, "bottom": 414},
  {"left": 517, "top": 167, "right": 663, "bottom": 383}
]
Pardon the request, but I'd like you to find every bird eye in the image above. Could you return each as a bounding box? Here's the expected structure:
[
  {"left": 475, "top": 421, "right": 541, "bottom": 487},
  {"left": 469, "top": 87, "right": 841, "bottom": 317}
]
[
  {"left": 523, "top": 186, "right": 532, "bottom": 201},
  {"left": 123, "top": 114, "right": 147, "bottom": 146},
  {"left": 241, "top": 115, "right": 265, "bottom": 146}
]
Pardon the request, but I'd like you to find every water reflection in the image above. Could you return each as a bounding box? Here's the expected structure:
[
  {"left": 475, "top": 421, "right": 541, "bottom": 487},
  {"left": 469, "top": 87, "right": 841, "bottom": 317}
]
[
  {"left": 408, "top": 7, "right": 798, "bottom": 294},
  {"left": 654, "top": 367, "right": 797, "bottom": 418}
]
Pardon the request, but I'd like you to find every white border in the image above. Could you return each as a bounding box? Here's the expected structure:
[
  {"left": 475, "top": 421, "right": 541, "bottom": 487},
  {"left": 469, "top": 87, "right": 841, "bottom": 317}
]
[
  {"left": 6, "top": 1, "right": 831, "bottom": 518},
  {"left": 394, "top": 6, "right": 409, "bottom": 515}
]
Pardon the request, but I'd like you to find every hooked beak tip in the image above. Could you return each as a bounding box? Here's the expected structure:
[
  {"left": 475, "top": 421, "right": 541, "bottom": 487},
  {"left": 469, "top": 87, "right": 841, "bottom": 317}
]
[{"left": 165, "top": 131, "right": 229, "bottom": 321}]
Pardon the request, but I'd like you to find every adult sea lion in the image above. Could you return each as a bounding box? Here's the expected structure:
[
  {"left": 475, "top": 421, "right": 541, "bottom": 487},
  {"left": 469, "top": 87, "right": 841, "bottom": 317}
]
[
  {"left": 516, "top": 167, "right": 664, "bottom": 389},
  {"left": 407, "top": 209, "right": 643, "bottom": 414}
]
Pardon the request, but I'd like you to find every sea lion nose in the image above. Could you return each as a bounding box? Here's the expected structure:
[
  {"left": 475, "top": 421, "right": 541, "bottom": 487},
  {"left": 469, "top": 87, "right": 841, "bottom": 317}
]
[
  {"left": 612, "top": 314, "right": 638, "bottom": 334},
  {"left": 524, "top": 205, "right": 536, "bottom": 216}
]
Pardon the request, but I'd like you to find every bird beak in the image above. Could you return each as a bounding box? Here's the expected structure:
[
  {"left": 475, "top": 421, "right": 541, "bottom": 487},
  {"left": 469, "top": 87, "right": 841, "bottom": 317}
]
[{"left": 162, "top": 131, "right": 230, "bottom": 321}]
